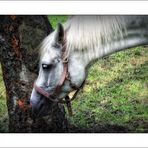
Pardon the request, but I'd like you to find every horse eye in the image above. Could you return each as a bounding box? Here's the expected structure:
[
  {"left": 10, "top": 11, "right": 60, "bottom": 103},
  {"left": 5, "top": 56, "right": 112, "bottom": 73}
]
[{"left": 42, "top": 64, "right": 52, "bottom": 70}]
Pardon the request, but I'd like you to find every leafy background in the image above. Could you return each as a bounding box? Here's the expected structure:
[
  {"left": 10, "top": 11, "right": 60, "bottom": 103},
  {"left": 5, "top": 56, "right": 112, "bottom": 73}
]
[{"left": 0, "top": 15, "right": 148, "bottom": 132}]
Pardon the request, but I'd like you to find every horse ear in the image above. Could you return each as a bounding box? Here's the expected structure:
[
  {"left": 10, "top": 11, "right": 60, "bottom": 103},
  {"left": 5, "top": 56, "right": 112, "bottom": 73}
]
[{"left": 54, "top": 23, "right": 64, "bottom": 45}]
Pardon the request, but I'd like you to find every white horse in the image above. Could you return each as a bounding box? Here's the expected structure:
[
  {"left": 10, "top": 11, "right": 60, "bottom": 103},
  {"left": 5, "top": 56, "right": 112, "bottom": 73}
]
[{"left": 30, "top": 15, "right": 148, "bottom": 117}]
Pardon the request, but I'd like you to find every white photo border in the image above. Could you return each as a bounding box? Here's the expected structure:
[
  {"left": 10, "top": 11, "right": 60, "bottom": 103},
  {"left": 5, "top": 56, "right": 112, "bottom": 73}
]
[{"left": 0, "top": 1, "right": 148, "bottom": 14}]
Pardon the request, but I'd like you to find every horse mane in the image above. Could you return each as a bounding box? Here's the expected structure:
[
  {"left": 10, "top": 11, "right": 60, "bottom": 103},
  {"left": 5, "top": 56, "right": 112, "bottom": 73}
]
[
  {"left": 40, "top": 16, "right": 127, "bottom": 59},
  {"left": 65, "top": 16, "right": 126, "bottom": 53}
]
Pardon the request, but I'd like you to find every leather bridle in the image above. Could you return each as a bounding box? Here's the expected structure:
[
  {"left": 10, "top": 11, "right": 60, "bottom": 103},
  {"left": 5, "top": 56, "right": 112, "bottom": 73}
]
[{"left": 33, "top": 41, "right": 84, "bottom": 116}]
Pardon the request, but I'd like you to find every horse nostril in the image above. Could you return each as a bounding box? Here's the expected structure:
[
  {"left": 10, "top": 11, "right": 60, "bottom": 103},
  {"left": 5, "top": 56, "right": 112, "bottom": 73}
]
[
  {"left": 38, "top": 100, "right": 44, "bottom": 111},
  {"left": 26, "top": 99, "right": 30, "bottom": 105},
  {"left": 45, "top": 84, "right": 49, "bottom": 87},
  {"left": 30, "top": 99, "right": 45, "bottom": 118}
]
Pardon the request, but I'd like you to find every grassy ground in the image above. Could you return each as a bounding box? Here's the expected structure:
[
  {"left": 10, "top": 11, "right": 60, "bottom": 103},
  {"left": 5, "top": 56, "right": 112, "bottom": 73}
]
[
  {"left": 0, "top": 16, "right": 147, "bottom": 132},
  {"left": 0, "top": 65, "right": 8, "bottom": 132},
  {"left": 68, "top": 46, "right": 148, "bottom": 132},
  {"left": 48, "top": 15, "right": 68, "bottom": 28}
]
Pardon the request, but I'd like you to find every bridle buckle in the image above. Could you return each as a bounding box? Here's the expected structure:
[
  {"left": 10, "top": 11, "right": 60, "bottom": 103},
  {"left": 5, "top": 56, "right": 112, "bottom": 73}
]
[{"left": 62, "top": 58, "right": 68, "bottom": 63}]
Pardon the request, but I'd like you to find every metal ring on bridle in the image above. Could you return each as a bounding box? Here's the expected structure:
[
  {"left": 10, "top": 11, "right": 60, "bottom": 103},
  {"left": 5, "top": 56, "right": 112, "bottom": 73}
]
[{"left": 62, "top": 58, "right": 68, "bottom": 63}]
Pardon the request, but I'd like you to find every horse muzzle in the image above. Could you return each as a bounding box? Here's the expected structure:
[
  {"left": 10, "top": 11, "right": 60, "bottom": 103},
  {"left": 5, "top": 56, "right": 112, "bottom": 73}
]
[{"left": 30, "top": 88, "right": 54, "bottom": 118}]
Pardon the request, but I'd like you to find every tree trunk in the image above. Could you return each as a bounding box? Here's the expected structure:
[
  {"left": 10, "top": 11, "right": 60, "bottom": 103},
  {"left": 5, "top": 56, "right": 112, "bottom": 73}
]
[{"left": 0, "top": 15, "right": 68, "bottom": 133}]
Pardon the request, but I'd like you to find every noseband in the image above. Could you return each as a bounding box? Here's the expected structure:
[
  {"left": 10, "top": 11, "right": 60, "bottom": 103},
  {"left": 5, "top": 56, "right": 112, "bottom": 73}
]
[{"left": 33, "top": 41, "right": 84, "bottom": 116}]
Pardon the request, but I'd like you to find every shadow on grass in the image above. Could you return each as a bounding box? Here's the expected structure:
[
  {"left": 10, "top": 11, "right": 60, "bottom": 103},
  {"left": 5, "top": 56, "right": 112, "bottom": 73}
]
[{"left": 69, "top": 124, "right": 130, "bottom": 133}]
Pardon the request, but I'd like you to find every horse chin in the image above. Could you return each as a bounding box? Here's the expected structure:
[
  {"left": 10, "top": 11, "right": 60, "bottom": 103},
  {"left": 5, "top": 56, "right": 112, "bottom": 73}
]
[{"left": 30, "top": 96, "right": 54, "bottom": 119}]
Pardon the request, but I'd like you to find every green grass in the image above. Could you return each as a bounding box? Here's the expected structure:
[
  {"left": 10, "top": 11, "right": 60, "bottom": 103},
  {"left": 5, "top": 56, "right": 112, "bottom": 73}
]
[
  {"left": 0, "top": 65, "right": 8, "bottom": 132},
  {"left": 48, "top": 15, "right": 68, "bottom": 29},
  {"left": 0, "top": 65, "right": 6, "bottom": 117},
  {"left": 0, "top": 16, "right": 148, "bottom": 132},
  {"left": 67, "top": 46, "right": 148, "bottom": 132}
]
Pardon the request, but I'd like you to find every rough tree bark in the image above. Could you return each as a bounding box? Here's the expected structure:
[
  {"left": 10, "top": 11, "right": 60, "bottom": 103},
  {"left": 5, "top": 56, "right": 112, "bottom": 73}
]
[{"left": 0, "top": 15, "right": 68, "bottom": 133}]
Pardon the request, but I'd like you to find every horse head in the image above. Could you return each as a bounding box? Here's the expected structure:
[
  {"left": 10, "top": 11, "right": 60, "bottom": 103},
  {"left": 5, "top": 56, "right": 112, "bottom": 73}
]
[{"left": 30, "top": 23, "right": 67, "bottom": 117}]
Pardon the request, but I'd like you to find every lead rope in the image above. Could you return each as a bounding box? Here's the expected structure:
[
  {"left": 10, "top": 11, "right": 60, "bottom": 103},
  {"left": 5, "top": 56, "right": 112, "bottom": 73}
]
[
  {"left": 60, "top": 80, "right": 85, "bottom": 116},
  {"left": 65, "top": 96, "right": 73, "bottom": 116}
]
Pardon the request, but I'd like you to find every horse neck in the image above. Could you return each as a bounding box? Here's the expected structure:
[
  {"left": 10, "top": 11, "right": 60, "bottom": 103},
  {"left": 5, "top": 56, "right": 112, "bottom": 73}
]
[
  {"left": 68, "top": 18, "right": 148, "bottom": 68},
  {"left": 68, "top": 16, "right": 148, "bottom": 70}
]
